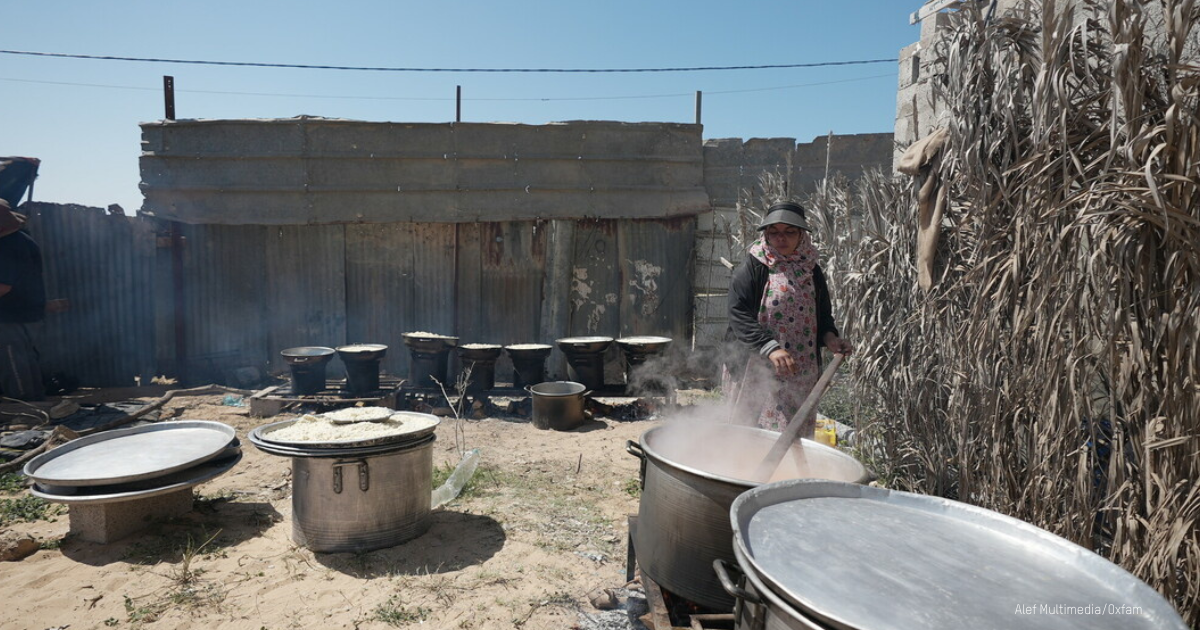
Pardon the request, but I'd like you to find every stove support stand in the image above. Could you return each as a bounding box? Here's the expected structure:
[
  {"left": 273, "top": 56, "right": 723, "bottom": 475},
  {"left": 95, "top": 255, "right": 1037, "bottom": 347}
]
[{"left": 627, "top": 515, "right": 735, "bottom": 630}]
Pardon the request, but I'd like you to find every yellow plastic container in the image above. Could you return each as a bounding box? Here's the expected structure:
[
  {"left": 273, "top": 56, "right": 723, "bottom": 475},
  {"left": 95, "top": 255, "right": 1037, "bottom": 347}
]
[{"left": 815, "top": 419, "right": 837, "bottom": 447}]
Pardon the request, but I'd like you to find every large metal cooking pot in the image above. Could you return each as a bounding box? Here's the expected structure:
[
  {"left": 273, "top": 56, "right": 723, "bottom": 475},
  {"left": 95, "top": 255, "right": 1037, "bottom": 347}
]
[
  {"left": 626, "top": 421, "right": 867, "bottom": 611},
  {"left": 715, "top": 552, "right": 832, "bottom": 630},
  {"left": 528, "top": 381, "right": 590, "bottom": 431},
  {"left": 724, "top": 479, "right": 1188, "bottom": 630},
  {"left": 715, "top": 556, "right": 826, "bottom": 630},
  {"left": 290, "top": 434, "right": 434, "bottom": 553}
]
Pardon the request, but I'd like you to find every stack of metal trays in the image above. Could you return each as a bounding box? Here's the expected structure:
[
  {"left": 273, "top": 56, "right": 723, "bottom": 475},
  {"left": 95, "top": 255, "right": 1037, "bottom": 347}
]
[
  {"left": 249, "top": 411, "right": 440, "bottom": 457},
  {"left": 24, "top": 420, "right": 241, "bottom": 505},
  {"left": 728, "top": 479, "right": 1188, "bottom": 630}
]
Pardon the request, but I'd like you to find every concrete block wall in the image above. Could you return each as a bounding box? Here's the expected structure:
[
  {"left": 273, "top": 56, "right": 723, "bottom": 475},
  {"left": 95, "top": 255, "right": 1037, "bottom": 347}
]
[
  {"left": 140, "top": 119, "right": 709, "bottom": 225},
  {"left": 894, "top": 10, "right": 954, "bottom": 159}
]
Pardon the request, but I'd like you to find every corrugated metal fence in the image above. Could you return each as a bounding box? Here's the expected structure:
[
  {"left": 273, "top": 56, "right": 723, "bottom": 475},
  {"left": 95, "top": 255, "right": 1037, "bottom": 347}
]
[{"left": 21, "top": 202, "right": 694, "bottom": 388}]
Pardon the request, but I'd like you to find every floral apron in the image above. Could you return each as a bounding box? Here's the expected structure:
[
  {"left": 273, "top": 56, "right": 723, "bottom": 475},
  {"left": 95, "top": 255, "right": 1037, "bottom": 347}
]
[{"left": 749, "top": 234, "right": 820, "bottom": 431}]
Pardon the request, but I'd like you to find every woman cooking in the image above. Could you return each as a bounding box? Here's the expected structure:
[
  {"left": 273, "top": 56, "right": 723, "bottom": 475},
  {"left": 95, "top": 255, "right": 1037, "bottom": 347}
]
[{"left": 726, "top": 201, "right": 854, "bottom": 436}]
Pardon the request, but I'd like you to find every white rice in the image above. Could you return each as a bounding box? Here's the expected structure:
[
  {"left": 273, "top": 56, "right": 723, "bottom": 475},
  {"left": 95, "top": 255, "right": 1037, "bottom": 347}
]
[
  {"left": 266, "top": 412, "right": 438, "bottom": 442},
  {"left": 321, "top": 406, "right": 394, "bottom": 422},
  {"left": 617, "top": 336, "right": 672, "bottom": 344},
  {"left": 461, "top": 343, "right": 501, "bottom": 350},
  {"left": 506, "top": 343, "right": 552, "bottom": 350},
  {"left": 404, "top": 331, "right": 456, "bottom": 339},
  {"left": 338, "top": 344, "right": 386, "bottom": 352}
]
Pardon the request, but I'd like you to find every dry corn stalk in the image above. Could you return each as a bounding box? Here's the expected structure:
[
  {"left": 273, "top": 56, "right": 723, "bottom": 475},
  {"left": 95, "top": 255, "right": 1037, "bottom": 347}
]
[{"left": 811, "top": 0, "right": 1199, "bottom": 623}]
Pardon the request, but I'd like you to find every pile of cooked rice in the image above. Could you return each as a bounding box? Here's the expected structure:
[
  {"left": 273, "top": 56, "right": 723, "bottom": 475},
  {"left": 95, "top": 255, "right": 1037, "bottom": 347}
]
[{"left": 266, "top": 411, "right": 438, "bottom": 443}]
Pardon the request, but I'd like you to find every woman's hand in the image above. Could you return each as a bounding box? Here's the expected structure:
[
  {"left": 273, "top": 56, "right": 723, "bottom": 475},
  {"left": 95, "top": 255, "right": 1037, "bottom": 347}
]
[
  {"left": 823, "top": 332, "right": 855, "bottom": 355},
  {"left": 768, "top": 348, "right": 797, "bottom": 376}
]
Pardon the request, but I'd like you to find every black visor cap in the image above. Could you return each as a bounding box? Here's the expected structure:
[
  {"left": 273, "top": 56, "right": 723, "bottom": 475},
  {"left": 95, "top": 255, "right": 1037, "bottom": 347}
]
[{"left": 757, "top": 202, "right": 810, "bottom": 232}]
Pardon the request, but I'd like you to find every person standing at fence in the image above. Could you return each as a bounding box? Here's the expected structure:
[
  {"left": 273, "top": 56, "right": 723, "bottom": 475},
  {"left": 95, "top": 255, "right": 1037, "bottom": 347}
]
[
  {"left": 0, "top": 198, "right": 47, "bottom": 401},
  {"left": 725, "top": 201, "right": 854, "bottom": 437}
]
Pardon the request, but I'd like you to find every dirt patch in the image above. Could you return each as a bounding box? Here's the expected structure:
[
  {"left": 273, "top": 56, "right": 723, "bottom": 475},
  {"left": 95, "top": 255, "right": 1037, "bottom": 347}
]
[{"left": 0, "top": 391, "right": 725, "bottom": 629}]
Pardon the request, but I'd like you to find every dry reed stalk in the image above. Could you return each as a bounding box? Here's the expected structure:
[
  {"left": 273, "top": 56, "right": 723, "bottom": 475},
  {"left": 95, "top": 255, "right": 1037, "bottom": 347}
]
[{"left": 808, "top": 0, "right": 1198, "bottom": 622}]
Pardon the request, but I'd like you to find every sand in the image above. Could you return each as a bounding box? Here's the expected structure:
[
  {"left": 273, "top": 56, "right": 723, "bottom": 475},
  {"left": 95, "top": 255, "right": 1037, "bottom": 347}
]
[{"left": 0, "top": 392, "right": 677, "bottom": 630}]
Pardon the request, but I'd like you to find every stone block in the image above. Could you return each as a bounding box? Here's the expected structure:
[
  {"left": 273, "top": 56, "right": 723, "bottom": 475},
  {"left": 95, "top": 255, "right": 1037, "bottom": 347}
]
[
  {"left": 694, "top": 260, "right": 734, "bottom": 292},
  {"left": 67, "top": 489, "right": 194, "bottom": 544},
  {"left": 693, "top": 293, "right": 730, "bottom": 321}
]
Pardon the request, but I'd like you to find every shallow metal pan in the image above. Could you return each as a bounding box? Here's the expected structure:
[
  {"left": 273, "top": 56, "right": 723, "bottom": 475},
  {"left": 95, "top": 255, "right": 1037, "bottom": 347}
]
[
  {"left": 730, "top": 479, "right": 1187, "bottom": 630},
  {"left": 30, "top": 450, "right": 243, "bottom": 505},
  {"left": 23, "top": 420, "right": 238, "bottom": 487}
]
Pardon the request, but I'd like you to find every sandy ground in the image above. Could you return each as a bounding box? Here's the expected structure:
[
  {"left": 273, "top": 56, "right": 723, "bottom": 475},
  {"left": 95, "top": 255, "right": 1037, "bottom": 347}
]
[{"left": 0, "top": 390, "right": 706, "bottom": 630}]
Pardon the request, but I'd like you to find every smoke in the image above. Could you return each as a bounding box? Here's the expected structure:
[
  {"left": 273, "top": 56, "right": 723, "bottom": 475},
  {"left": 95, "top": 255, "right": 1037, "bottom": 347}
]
[{"left": 623, "top": 338, "right": 779, "bottom": 428}]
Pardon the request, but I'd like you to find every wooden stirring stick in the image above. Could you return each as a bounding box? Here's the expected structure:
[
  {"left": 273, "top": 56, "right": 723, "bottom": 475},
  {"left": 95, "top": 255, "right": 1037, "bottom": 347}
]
[{"left": 752, "top": 353, "right": 846, "bottom": 483}]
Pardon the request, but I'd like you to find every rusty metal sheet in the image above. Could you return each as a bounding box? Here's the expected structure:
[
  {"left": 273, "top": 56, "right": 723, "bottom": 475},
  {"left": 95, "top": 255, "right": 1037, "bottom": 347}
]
[
  {"left": 408, "top": 223, "right": 457, "bottom": 381},
  {"left": 480, "top": 221, "right": 545, "bottom": 343},
  {"left": 343, "top": 222, "right": 412, "bottom": 379},
  {"left": 23, "top": 203, "right": 157, "bottom": 387},
  {"left": 265, "top": 225, "right": 347, "bottom": 375},
  {"left": 453, "top": 223, "right": 484, "bottom": 352},
  {"left": 618, "top": 217, "right": 695, "bottom": 342},
  {"left": 568, "top": 219, "right": 621, "bottom": 339},
  {"left": 179, "top": 223, "right": 268, "bottom": 384}
]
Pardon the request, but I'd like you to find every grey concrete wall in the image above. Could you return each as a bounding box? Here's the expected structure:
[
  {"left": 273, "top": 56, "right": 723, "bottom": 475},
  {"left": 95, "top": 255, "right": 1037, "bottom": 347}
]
[
  {"left": 133, "top": 117, "right": 891, "bottom": 381},
  {"left": 140, "top": 119, "right": 709, "bottom": 225}
]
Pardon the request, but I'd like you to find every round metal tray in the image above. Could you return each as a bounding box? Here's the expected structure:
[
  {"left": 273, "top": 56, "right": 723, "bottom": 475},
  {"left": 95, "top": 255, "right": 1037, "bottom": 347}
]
[
  {"left": 251, "top": 412, "right": 440, "bottom": 450},
  {"left": 730, "top": 479, "right": 1188, "bottom": 630},
  {"left": 23, "top": 420, "right": 238, "bottom": 487},
  {"left": 30, "top": 450, "right": 243, "bottom": 505},
  {"left": 249, "top": 429, "right": 434, "bottom": 458}
]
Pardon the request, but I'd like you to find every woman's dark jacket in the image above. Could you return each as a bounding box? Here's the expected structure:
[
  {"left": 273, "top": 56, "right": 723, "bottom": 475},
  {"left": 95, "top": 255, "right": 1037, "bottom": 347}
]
[{"left": 726, "top": 255, "right": 838, "bottom": 358}]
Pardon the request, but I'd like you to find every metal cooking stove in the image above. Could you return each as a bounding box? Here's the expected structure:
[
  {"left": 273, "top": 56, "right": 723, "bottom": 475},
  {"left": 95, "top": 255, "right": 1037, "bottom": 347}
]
[
  {"left": 248, "top": 376, "right": 404, "bottom": 417},
  {"left": 627, "top": 515, "right": 735, "bottom": 630}
]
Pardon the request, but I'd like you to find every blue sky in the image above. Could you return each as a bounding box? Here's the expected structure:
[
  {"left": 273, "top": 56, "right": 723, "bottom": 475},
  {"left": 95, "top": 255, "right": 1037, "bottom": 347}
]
[{"left": 3, "top": 1, "right": 920, "bottom": 213}]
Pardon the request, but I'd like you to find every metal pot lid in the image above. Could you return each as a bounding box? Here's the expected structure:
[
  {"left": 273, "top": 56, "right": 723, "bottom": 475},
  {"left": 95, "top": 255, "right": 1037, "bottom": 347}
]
[
  {"left": 23, "top": 420, "right": 238, "bottom": 487},
  {"left": 30, "top": 450, "right": 242, "bottom": 505},
  {"left": 251, "top": 412, "right": 439, "bottom": 450},
  {"left": 402, "top": 332, "right": 458, "bottom": 343},
  {"left": 729, "top": 479, "right": 1187, "bottom": 630}
]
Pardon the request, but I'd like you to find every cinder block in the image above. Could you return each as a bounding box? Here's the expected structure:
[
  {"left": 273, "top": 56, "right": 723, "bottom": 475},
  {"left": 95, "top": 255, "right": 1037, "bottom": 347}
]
[
  {"left": 694, "top": 260, "right": 734, "bottom": 292},
  {"left": 693, "top": 319, "right": 730, "bottom": 346},
  {"left": 696, "top": 209, "right": 741, "bottom": 233},
  {"left": 68, "top": 489, "right": 194, "bottom": 544},
  {"left": 694, "top": 293, "right": 730, "bottom": 321}
]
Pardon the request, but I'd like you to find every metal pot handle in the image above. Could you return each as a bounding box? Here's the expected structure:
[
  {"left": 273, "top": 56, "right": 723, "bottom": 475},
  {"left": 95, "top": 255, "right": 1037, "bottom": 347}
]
[
  {"left": 713, "top": 559, "right": 760, "bottom": 604},
  {"left": 625, "top": 440, "right": 645, "bottom": 460}
]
